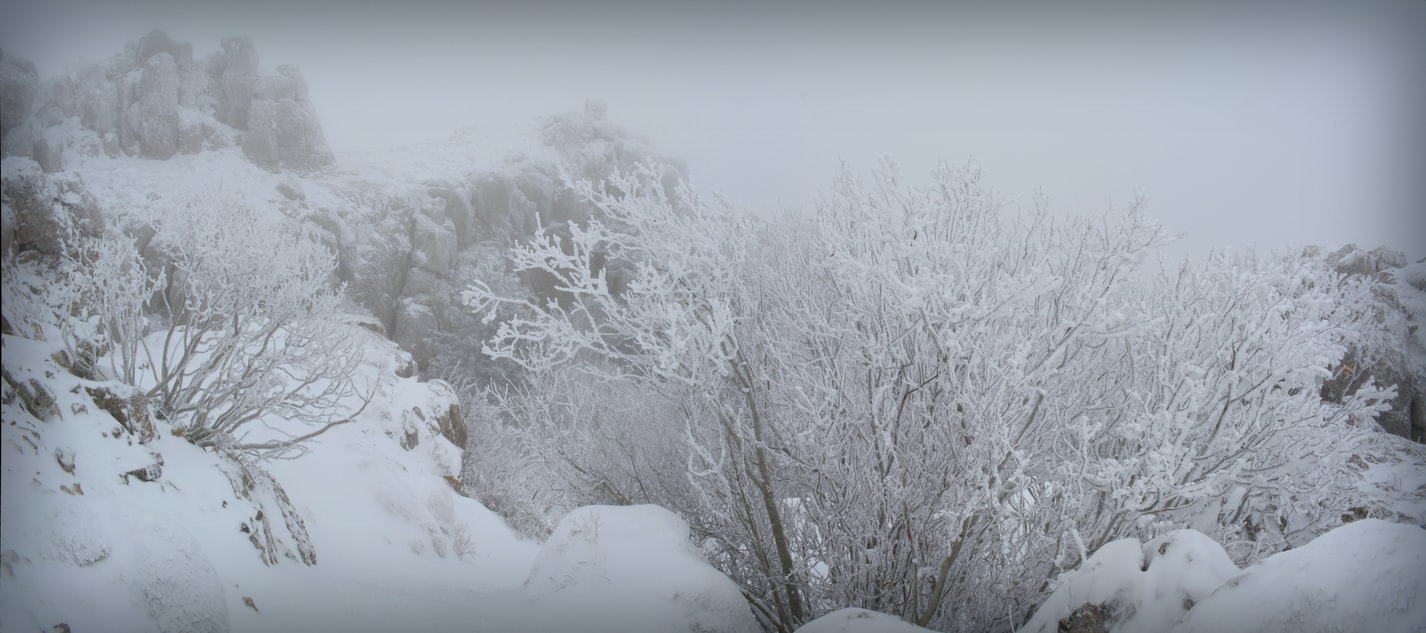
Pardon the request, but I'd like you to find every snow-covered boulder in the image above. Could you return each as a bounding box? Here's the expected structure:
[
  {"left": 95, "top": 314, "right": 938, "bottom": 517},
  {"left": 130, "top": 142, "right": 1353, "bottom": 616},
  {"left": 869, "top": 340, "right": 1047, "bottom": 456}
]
[
  {"left": 239, "top": 64, "right": 332, "bottom": 171},
  {"left": 517, "top": 504, "right": 760, "bottom": 633},
  {"left": 794, "top": 608, "right": 938, "bottom": 633},
  {"left": 1020, "top": 529, "right": 1240, "bottom": 633},
  {"left": 1019, "top": 520, "right": 1426, "bottom": 633},
  {"left": 1172, "top": 519, "right": 1426, "bottom": 633}
]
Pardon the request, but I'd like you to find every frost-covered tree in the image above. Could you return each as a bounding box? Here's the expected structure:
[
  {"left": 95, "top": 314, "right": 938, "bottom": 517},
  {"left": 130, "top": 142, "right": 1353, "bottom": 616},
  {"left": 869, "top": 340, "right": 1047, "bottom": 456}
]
[
  {"left": 466, "top": 161, "right": 1393, "bottom": 632},
  {"left": 66, "top": 193, "right": 371, "bottom": 457}
]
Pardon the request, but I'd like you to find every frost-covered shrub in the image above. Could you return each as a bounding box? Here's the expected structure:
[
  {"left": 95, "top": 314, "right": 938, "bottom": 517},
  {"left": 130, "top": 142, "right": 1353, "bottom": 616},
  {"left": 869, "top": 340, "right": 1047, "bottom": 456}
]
[
  {"left": 467, "top": 162, "right": 1395, "bottom": 632},
  {"left": 61, "top": 191, "right": 371, "bottom": 457}
]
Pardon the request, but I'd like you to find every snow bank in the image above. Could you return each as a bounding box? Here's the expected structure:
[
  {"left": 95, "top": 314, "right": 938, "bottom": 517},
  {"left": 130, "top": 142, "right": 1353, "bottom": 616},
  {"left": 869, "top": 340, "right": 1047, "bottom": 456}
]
[
  {"left": 1019, "top": 529, "right": 1239, "bottom": 633},
  {"left": 505, "top": 504, "right": 759, "bottom": 633},
  {"left": 794, "top": 608, "right": 938, "bottom": 633},
  {"left": 0, "top": 324, "right": 538, "bottom": 632},
  {"left": 1172, "top": 519, "right": 1426, "bottom": 633},
  {"left": 1019, "top": 520, "right": 1426, "bottom": 633}
]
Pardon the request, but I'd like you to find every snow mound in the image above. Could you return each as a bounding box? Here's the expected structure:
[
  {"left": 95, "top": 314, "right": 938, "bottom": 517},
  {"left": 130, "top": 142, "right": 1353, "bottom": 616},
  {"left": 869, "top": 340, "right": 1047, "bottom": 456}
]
[
  {"left": 1172, "top": 519, "right": 1426, "bottom": 633},
  {"left": 794, "top": 608, "right": 939, "bottom": 633},
  {"left": 1020, "top": 529, "right": 1239, "bottom": 633},
  {"left": 1019, "top": 521, "right": 1426, "bottom": 633},
  {"left": 514, "top": 504, "right": 759, "bottom": 633}
]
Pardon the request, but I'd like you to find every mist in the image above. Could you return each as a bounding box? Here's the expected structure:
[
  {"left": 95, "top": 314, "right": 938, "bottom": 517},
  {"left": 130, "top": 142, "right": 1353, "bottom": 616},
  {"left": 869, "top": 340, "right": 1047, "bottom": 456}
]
[{"left": 3, "top": 0, "right": 1423, "bottom": 262}]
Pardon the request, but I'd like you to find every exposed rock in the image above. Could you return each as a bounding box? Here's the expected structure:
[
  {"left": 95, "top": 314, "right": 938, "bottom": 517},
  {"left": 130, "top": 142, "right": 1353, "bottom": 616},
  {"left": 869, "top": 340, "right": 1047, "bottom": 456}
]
[
  {"left": 393, "top": 299, "right": 438, "bottom": 370},
  {"left": 31, "top": 133, "right": 64, "bottom": 172},
  {"left": 430, "top": 187, "right": 474, "bottom": 246},
  {"left": 399, "top": 412, "right": 421, "bottom": 450},
  {"left": 1057, "top": 603, "right": 1115, "bottom": 633},
  {"left": 4, "top": 32, "right": 321, "bottom": 171},
  {"left": 122, "top": 455, "right": 164, "bottom": 483},
  {"left": 435, "top": 401, "right": 466, "bottom": 449},
  {"left": 239, "top": 65, "right": 332, "bottom": 171},
  {"left": 117, "top": 447, "right": 166, "bottom": 484},
  {"left": 1321, "top": 244, "right": 1422, "bottom": 441},
  {"left": 410, "top": 212, "right": 457, "bottom": 273},
  {"left": 54, "top": 447, "right": 75, "bottom": 474},
  {"left": 130, "top": 52, "right": 181, "bottom": 159},
  {"left": 85, "top": 385, "right": 157, "bottom": 443},
  {"left": 218, "top": 457, "right": 317, "bottom": 566},
  {"left": 213, "top": 36, "right": 259, "bottom": 129},
  {"left": 0, "top": 48, "right": 40, "bottom": 138},
  {"left": 131, "top": 29, "right": 192, "bottom": 68},
  {"left": 1, "top": 368, "right": 58, "bottom": 421}
]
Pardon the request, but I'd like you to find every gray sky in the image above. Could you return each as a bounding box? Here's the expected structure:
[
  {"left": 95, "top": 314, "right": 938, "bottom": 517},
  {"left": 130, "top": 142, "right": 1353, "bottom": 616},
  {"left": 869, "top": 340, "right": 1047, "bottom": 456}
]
[{"left": 3, "top": 1, "right": 1423, "bottom": 262}]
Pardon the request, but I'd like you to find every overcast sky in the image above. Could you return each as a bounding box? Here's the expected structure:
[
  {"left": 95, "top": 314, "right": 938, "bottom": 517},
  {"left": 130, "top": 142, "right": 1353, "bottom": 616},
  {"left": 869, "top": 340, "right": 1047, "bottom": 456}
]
[{"left": 3, "top": 1, "right": 1423, "bottom": 262}]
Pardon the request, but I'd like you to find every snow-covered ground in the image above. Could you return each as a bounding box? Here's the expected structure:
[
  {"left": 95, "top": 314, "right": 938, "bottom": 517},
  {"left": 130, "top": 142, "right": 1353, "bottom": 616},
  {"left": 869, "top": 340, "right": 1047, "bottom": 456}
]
[
  {"left": 4, "top": 30, "right": 1424, "bottom": 633},
  {"left": 0, "top": 320, "right": 759, "bottom": 632}
]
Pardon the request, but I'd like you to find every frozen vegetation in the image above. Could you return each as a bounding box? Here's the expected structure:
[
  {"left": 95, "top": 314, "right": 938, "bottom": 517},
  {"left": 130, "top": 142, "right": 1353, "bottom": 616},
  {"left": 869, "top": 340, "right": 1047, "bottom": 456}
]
[{"left": 2, "top": 31, "right": 1425, "bottom": 633}]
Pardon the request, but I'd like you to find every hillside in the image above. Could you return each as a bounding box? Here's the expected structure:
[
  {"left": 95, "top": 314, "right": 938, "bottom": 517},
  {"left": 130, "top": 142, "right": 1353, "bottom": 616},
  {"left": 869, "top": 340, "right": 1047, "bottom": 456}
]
[{"left": 3, "top": 30, "right": 1425, "bottom": 633}]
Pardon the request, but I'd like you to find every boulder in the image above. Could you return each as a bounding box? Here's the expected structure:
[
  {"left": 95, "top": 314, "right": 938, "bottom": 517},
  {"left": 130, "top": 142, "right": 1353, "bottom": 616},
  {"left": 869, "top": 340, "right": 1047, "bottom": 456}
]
[
  {"left": 213, "top": 36, "right": 259, "bottom": 129},
  {"left": 393, "top": 299, "right": 438, "bottom": 370},
  {"left": 129, "top": 52, "right": 181, "bottom": 159},
  {"left": 0, "top": 48, "right": 40, "bottom": 138},
  {"left": 131, "top": 29, "right": 192, "bottom": 68},
  {"left": 239, "top": 64, "right": 332, "bottom": 171},
  {"left": 410, "top": 213, "right": 457, "bottom": 273}
]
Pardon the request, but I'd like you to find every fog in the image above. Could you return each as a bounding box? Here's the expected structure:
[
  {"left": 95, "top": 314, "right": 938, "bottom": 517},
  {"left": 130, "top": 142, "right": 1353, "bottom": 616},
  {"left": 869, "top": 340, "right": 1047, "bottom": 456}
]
[{"left": 4, "top": 0, "right": 1423, "bottom": 262}]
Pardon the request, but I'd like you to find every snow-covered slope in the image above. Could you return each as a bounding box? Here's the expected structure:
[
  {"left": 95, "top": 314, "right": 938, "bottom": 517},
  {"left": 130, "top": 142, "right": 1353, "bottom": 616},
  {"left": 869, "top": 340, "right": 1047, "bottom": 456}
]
[{"left": 0, "top": 313, "right": 539, "bottom": 632}]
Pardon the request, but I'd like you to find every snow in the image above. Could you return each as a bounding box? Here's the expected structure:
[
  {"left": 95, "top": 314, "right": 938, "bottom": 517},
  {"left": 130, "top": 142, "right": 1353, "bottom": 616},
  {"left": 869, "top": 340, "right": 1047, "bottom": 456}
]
[
  {"left": 1, "top": 320, "right": 763, "bottom": 632},
  {"left": 1019, "top": 521, "right": 1426, "bottom": 633},
  {"left": 0, "top": 326, "right": 537, "bottom": 632},
  {"left": 504, "top": 504, "right": 760, "bottom": 633},
  {"left": 1173, "top": 519, "right": 1426, "bottom": 633},
  {"left": 794, "top": 608, "right": 938, "bottom": 633}
]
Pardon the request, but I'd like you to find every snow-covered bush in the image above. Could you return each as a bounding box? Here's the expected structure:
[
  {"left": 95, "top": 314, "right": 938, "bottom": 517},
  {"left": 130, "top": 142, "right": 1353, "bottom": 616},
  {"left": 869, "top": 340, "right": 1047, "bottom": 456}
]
[
  {"left": 64, "top": 191, "right": 371, "bottom": 457},
  {"left": 466, "top": 161, "right": 1395, "bottom": 632}
]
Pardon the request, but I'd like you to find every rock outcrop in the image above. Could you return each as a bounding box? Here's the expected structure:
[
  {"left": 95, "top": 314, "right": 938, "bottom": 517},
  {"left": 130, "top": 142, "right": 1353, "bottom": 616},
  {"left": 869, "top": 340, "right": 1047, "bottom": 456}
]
[
  {"left": 1320, "top": 244, "right": 1423, "bottom": 442},
  {"left": 0, "top": 49, "right": 40, "bottom": 138},
  {"left": 1, "top": 31, "right": 330, "bottom": 172}
]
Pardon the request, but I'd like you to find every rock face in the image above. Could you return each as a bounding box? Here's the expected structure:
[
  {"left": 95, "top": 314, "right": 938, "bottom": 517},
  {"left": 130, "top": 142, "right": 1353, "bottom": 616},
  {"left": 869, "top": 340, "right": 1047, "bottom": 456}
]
[
  {"left": 239, "top": 64, "right": 332, "bottom": 170},
  {"left": 0, "top": 49, "right": 40, "bottom": 138},
  {"left": 132, "top": 52, "right": 182, "bottom": 159},
  {"left": 1320, "top": 244, "right": 1423, "bottom": 442},
  {"left": 0, "top": 160, "right": 103, "bottom": 257},
  {"left": 1, "top": 31, "right": 331, "bottom": 172}
]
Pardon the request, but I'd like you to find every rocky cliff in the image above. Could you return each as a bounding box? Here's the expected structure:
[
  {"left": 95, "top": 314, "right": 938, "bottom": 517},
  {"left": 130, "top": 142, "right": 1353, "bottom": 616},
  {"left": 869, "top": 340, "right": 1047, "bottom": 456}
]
[{"left": 0, "top": 30, "right": 331, "bottom": 172}]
